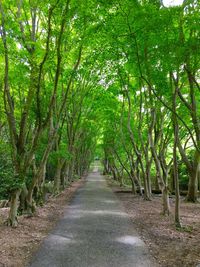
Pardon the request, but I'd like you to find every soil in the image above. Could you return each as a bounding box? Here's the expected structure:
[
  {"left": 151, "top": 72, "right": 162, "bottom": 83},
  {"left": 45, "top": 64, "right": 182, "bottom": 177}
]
[
  {"left": 0, "top": 178, "right": 85, "bottom": 267},
  {"left": 1, "top": 175, "right": 200, "bottom": 267},
  {"left": 108, "top": 178, "right": 200, "bottom": 267}
]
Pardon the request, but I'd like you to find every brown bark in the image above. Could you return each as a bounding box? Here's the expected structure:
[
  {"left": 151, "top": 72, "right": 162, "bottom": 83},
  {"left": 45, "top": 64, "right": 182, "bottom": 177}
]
[
  {"left": 8, "top": 189, "right": 21, "bottom": 227},
  {"left": 172, "top": 81, "right": 181, "bottom": 227},
  {"left": 171, "top": 68, "right": 200, "bottom": 202},
  {"left": 185, "top": 163, "right": 198, "bottom": 202},
  {"left": 162, "top": 187, "right": 170, "bottom": 216},
  {"left": 149, "top": 110, "right": 170, "bottom": 215},
  {"left": 26, "top": 162, "right": 46, "bottom": 214},
  {"left": 112, "top": 147, "right": 137, "bottom": 194},
  {"left": 125, "top": 89, "right": 149, "bottom": 199},
  {"left": 54, "top": 158, "right": 65, "bottom": 194}
]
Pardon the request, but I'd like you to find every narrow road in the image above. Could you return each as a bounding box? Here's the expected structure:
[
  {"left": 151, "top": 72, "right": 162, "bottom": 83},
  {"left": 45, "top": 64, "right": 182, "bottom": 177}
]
[{"left": 28, "top": 168, "right": 157, "bottom": 267}]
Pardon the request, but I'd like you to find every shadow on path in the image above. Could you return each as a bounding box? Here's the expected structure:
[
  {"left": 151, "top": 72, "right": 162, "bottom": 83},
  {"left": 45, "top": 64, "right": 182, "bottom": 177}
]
[{"left": 28, "top": 170, "right": 157, "bottom": 267}]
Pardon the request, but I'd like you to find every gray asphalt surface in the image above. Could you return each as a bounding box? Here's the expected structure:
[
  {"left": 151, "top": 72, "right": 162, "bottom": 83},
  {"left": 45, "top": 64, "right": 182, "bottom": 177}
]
[{"left": 28, "top": 167, "right": 157, "bottom": 267}]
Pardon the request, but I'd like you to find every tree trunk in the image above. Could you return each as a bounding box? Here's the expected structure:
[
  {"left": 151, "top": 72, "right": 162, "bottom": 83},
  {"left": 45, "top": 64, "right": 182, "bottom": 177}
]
[
  {"left": 26, "top": 161, "right": 46, "bottom": 214},
  {"left": 62, "top": 162, "right": 69, "bottom": 187},
  {"left": 146, "top": 161, "right": 152, "bottom": 198},
  {"left": 54, "top": 158, "right": 65, "bottom": 194},
  {"left": 19, "top": 184, "right": 28, "bottom": 214},
  {"left": 68, "top": 158, "right": 75, "bottom": 182},
  {"left": 174, "top": 142, "right": 181, "bottom": 227},
  {"left": 187, "top": 168, "right": 198, "bottom": 202},
  {"left": 198, "top": 168, "right": 200, "bottom": 192},
  {"left": 103, "top": 158, "right": 110, "bottom": 175},
  {"left": 60, "top": 161, "right": 67, "bottom": 189},
  {"left": 170, "top": 165, "right": 175, "bottom": 192},
  {"left": 186, "top": 150, "right": 200, "bottom": 202},
  {"left": 162, "top": 186, "right": 170, "bottom": 216},
  {"left": 143, "top": 171, "right": 151, "bottom": 200},
  {"left": 110, "top": 165, "right": 117, "bottom": 181},
  {"left": 150, "top": 138, "right": 170, "bottom": 214},
  {"left": 172, "top": 74, "right": 181, "bottom": 227},
  {"left": 8, "top": 189, "right": 21, "bottom": 227},
  {"left": 130, "top": 178, "right": 136, "bottom": 194}
]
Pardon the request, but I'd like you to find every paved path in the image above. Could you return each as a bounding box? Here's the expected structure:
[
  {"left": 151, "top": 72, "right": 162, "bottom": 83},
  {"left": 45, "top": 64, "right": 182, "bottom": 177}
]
[{"left": 28, "top": 169, "right": 157, "bottom": 267}]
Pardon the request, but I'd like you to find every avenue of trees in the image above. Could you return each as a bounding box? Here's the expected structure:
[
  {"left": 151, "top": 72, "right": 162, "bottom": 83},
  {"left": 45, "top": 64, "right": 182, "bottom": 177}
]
[{"left": 0, "top": 0, "right": 199, "bottom": 228}]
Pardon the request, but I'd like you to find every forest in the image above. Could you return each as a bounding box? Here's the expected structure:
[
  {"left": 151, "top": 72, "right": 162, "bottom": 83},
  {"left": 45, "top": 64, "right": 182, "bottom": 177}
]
[{"left": 0, "top": 0, "right": 199, "bottom": 239}]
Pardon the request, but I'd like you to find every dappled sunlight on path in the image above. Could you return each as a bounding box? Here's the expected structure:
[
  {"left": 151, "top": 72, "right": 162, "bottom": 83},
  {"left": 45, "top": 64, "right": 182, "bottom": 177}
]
[{"left": 28, "top": 171, "right": 157, "bottom": 267}]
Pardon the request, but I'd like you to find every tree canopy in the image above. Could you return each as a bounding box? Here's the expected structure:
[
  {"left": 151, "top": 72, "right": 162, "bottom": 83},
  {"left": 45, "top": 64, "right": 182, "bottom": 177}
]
[{"left": 0, "top": 0, "right": 199, "bottom": 227}]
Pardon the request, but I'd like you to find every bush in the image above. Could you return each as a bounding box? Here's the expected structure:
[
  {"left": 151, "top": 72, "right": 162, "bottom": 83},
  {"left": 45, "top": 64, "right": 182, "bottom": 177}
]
[{"left": 0, "top": 144, "right": 14, "bottom": 200}]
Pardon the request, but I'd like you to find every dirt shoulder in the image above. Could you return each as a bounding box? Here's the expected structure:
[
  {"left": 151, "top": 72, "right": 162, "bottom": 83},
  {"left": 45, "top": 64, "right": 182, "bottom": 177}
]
[
  {"left": 0, "top": 178, "right": 85, "bottom": 267},
  {"left": 108, "top": 178, "right": 200, "bottom": 267}
]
